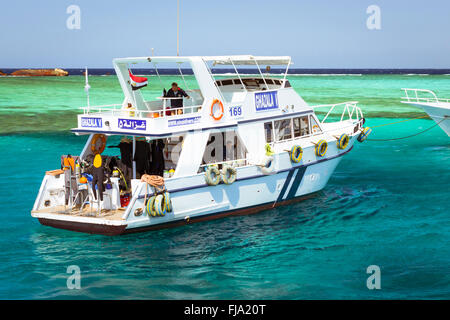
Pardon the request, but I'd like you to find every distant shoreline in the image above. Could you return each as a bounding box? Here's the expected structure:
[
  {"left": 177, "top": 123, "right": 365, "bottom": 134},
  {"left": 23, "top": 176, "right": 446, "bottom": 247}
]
[{"left": 1, "top": 68, "right": 449, "bottom": 76}]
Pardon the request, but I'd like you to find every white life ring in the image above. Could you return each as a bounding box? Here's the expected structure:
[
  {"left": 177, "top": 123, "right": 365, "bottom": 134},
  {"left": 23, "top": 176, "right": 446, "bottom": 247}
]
[
  {"left": 221, "top": 164, "right": 237, "bottom": 184},
  {"left": 261, "top": 156, "right": 275, "bottom": 175},
  {"left": 205, "top": 166, "right": 221, "bottom": 186}
]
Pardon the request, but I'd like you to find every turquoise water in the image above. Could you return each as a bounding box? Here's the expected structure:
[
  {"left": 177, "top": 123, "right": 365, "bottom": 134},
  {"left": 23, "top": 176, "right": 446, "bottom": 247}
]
[{"left": 0, "top": 75, "right": 449, "bottom": 299}]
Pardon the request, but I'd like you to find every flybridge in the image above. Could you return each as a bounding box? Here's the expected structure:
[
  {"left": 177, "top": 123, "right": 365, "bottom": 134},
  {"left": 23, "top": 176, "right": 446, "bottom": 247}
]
[{"left": 73, "top": 55, "right": 312, "bottom": 136}]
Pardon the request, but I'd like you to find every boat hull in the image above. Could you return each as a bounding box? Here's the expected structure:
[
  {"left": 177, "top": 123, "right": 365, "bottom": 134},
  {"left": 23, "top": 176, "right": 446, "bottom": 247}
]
[
  {"left": 37, "top": 193, "right": 318, "bottom": 235},
  {"left": 411, "top": 102, "right": 450, "bottom": 136},
  {"left": 34, "top": 144, "right": 352, "bottom": 235}
]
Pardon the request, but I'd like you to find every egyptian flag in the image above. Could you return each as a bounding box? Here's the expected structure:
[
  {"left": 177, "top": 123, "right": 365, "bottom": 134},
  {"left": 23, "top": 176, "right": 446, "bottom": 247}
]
[{"left": 129, "top": 70, "right": 148, "bottom": 91}]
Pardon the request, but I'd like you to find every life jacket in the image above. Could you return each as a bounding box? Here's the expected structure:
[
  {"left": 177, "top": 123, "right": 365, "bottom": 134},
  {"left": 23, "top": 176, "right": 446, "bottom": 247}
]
[
  {"left": 93, "top": 154, "right": 103, "bottom": 168},
  {"left": 63, "top": 157, "right": 75, "bottom": 171}
]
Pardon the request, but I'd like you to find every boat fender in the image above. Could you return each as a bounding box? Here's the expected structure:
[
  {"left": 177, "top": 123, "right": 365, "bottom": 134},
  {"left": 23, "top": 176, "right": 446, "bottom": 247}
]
[
  {"left": 261, "top": 156, "right": 275, "bottom": 175},
  {"left": 337, "top": 134, "right": 349, "bottom": 149},
  {"left": 163, "top": 191, "right": 172, "bottom": 212},
  {"left": 357, "top": 127, "right": 372, "bottom": 142},
  {"left": 205, "top": 166, "right": 221, "bottom": 186},
  {"left": 154, "top": 194, "right": 166, "bottom": 216},
  {"left": 146, "top": 196, "right": 157, "bottom": 217},
  {"left": 91, "top": 134, "right": 106, "bottom": 154},
  {"left": 315, "top": 140, "right": 328, "bottom": 157},
  {"left": 221, "top": 164, "right": 237, "bottom": 184},
  {"left": 210, "top": 99, "right": 224, "bottom": 121},
  {"left": 290, "top": 145, "right": 303, "bottom": 163}
]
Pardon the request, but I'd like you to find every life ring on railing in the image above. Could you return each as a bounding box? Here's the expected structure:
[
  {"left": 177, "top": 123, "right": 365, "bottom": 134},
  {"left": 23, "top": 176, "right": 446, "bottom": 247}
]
[
  {"left": 357, "top": 127, "right": 372, "bottom": 143},
  {"left": 205, "top": 166, "right": 221, "bottom": 186},
  {"left": 154, "top": 194, "right": 167, "bottom": 216},
  {"left": 315, "top": 139, "right": 328, "bottom": 157},
  {"left": 261, "top": 156, "right": 275, "bottom": 175},
  {"left": 312, "top": 124, "right": 320, "bottom": 133},
  {"left": 210, "top": 99, "right": 224, "bottom": 121},
  {"left": 337, "top": 134, "right": 349, "bottom": 150},
  {"left": 146, "top": 196, "right": 157, "bottom": 217},
  {"left": 290, "top": 145, "right": 303, "bottom": 163},
  {"left": 221, "top": 164, "right": 237, "bottom": 184},
  {"left": 163, "top": 192, "right": 172, "bottom": 212},
  {"left": 91, "top": 134, "right": 106, "bottom": 154}
]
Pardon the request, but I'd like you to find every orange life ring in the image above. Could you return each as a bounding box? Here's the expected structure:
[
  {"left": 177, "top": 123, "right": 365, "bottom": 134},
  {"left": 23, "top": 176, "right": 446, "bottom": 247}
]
[
  {"left": 312, "top": 124, "right": 320, "bottom": 133},
  {"left": 210, "top": 99, "right": 224, "bottom": 121},
  {"left": 91, "top": 134, "right": 106, "bottom": 154}
]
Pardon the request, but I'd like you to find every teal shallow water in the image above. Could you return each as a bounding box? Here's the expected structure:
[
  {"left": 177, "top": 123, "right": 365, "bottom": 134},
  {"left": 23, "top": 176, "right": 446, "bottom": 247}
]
[
  {"left": 0, "top": 75, "right": 449, "bottom": 299},
  {"left": 1, "top": 74, "right": 449, "bottom": 134}
]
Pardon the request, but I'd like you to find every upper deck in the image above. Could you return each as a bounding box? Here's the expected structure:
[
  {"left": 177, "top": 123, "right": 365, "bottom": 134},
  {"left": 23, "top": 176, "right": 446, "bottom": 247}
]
[{"left": 72, "top": 55, "right": 313, "bottom": 137}]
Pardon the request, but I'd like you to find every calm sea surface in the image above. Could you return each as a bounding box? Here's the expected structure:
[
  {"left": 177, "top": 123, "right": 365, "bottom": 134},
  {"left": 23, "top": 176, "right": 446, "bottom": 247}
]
[{"left": 0, "top": 74, "right": 448, "bottom": 299}]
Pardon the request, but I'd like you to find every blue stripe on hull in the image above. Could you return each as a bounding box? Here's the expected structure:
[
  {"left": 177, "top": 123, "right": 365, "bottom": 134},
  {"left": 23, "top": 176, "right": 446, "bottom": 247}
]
[
  {"left": 276, "top": 168, "right": 296, "bottom": 202},
  {"left": 285, "top": 166, "right": 307, "bottom": 200}
]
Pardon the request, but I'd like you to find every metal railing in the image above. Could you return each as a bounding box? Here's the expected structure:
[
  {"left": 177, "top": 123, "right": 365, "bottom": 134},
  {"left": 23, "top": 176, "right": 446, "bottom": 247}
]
[
  {"left": 401, "top": 88, "right": 450, "bottom": 104},
  {"left": 198, "top": 158, "right": 249, "bottom": 172},
  {"left": 80, "top": 97, "right": 202, "bottom": 119},
  {"left": 312, "top": 101, "right": 363, "bottom": 123}
]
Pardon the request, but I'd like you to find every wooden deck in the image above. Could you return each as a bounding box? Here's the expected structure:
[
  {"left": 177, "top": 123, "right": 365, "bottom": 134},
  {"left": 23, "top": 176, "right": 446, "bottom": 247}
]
[{"left": 32, "top": 205, "right": 126, "bottom": 221}]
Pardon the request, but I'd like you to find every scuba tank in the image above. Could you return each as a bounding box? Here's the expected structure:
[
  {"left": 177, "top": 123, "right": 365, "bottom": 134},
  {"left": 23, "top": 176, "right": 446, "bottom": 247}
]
[{"left": 75, "top": 163, "right": 81, "bottom": 181}]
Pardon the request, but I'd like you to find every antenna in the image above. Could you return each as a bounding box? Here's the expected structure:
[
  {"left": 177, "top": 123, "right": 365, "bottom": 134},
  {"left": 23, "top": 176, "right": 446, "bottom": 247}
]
[
  {"left": 177, "top": 0, "right": 180, "bottom": 56},
  {"left": 84, "top": 67, "right": 91, "bottom": 110}
]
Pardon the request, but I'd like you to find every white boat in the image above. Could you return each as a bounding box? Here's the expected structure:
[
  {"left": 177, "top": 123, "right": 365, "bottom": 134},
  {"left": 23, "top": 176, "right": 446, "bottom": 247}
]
[
  {"left": 401, "top": 88, "right": 450, "bottom": 136},
  {"left": 31, "top": 55, "right": 370, "bottom": 235}
]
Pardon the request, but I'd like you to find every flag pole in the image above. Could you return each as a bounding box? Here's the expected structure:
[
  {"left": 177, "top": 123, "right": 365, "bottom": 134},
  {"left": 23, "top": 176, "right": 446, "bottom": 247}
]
[
  {"left": 84, "top": 67, "right": 91, "bottom": 112},
  {"left": 177, "top": 0, "right": 180, "bottom": 56}
]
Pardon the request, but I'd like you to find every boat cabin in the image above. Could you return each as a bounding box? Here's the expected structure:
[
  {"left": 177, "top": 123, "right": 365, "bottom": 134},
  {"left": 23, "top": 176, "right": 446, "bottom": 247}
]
[{"left": 73, "top": 56, "right": 322, "bottom": 198}]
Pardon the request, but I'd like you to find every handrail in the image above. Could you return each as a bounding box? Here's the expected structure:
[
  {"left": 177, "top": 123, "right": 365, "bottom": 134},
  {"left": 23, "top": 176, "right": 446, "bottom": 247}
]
[
  {"left": 312, "top": 101, "right": 363, "bottom": 124},
  {"left": 80, "top": 100, "right": 202, "bottom": 119},
  {"left": 198, "top": 158, "right": 249, "bottom": 172},
  {"left": 401, "top": 88, "right": 450, "bottom": 104}
]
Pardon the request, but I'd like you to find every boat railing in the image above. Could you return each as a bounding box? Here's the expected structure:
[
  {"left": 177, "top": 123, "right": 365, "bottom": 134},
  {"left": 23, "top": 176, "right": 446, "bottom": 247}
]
[
  {"left": 198, "top": 158, "right": 249, "bottom": 172},
  {"left": 312, "top": 101, "right": 363, "bottom": 124},
  {"left": 80, "top": 97, "right": 203, "bottom": 119},
  {"left": 401, "top": 88, "right": 450, "bottom": 104}
]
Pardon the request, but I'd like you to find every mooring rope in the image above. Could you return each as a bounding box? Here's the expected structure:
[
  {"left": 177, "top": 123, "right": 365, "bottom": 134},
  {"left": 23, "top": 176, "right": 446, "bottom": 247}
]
[
  {"left": 369, "top": 115, "right": 429, "bottom": 129},
  {"left": 367, "top": 117, "right": 447, "bottom": 141}
]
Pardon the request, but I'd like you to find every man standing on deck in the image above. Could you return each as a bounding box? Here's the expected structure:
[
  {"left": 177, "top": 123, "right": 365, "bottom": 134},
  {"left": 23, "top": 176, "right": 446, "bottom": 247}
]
[{"left": 164, "top": 82, "right": 190, "bottom": 115}]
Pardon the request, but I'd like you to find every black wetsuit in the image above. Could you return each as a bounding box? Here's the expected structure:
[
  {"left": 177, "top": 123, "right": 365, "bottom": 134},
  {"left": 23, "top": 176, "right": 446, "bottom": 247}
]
[
  {"left": 134, "top": 140, "right": 151, "bottom": 176},
  {"left": 150, "top": 139, "right": 165, "bottom": 176},
  {"left": 92, "top": 156, "right": 105, "bottom": 202}
]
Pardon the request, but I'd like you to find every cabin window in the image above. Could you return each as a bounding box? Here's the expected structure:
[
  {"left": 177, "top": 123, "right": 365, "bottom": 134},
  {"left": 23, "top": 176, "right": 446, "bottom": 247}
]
[
  {"left": 274, "top": 119, "right": 292, "bottom": 141},
  {"left": 233, "top": 79, "right": 243, "bottom": 85},
  {"left": 284, "top": 80, "right": 291, "bottom": 88},
  {"left": 222, "top": 79, "right": 233, "bottom": 86},
  {"left": 200, "top": 130, "right": 248, "bottom": 171},
  {"left": 264, "top": 122, "right": 273, "bottom": 143},
  {"left": 243, "top": 79, "right": 259, "bottom": 89},
  {"left": 293, "top": 116, "right": 310, "bottom": 137},
  {"left": 310, "top": 115, "right": 321, "bottom": 133}
]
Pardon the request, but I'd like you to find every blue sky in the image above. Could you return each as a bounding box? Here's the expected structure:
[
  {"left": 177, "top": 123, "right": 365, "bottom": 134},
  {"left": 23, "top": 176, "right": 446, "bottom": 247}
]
[{"left": 0, "top": 0, "right": 449, "bottom": 68}]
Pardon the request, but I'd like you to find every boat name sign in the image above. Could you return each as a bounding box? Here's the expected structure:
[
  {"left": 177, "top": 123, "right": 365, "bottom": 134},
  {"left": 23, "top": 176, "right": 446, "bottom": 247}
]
[
  {"left": 118, "top": 118, "right": 146, "bottom": 130},
  {"left": 81, "top": 117, "right": 102, "bottom": 128},
  {"left": 255, "top": 91, "right": 279, "bottom": 112}
]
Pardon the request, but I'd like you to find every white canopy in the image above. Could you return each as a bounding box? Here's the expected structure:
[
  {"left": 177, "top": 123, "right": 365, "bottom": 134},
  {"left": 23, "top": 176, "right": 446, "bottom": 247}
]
[
  {"left": 203, "top": 55, "right": 292, "bottom": 66},
  {"left": 113, "top": 55, "right": 292, "bottom": 66}
]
